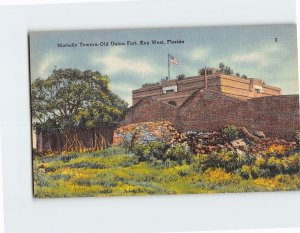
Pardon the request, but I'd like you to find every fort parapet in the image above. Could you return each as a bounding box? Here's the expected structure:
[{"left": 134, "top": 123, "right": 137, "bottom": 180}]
[{"left": 132, "top": 74, "right": 281, "bottom": 107}]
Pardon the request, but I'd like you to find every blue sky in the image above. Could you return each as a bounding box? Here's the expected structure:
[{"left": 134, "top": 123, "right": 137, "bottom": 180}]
[{"left": 30, "top": 24, "right": 298, "bottom": 106}]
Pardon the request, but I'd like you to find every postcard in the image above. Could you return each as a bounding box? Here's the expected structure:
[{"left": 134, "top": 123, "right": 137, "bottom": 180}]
[{"left": 29, "top": 24, "right": 300, "bottom": 198}]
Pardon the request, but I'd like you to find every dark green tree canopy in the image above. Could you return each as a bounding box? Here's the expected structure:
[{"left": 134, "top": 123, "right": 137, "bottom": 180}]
[
  {"left": 218, "top": 62, "right": 233, "bottom": 75},
  {"left": 31, "top": 68, "right": 128, "bottom": 133},
  {"left": 176, "top": 74, "right": 185, "bottom": 80}
]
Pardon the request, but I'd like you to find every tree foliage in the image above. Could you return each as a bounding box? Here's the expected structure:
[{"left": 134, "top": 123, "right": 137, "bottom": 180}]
[
  {"left": 176, "top": 74, "right": 186, "bottom": 80},
  {"left": 218, "top": 62, "right": 233, "bottom": 75},
  {"left": 31, "top": 68, "right": 128, "bottom": 133},
  {"left": 198, "top": 63, "right": 247, "bottom": 77},
  {"left": 198, "top": 67, "right": 214, "bottom": 75}
]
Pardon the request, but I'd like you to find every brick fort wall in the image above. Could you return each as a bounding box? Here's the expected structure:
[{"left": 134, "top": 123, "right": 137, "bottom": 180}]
[{"left": 122, "top": 89, "right": 299, "bottom": 140}]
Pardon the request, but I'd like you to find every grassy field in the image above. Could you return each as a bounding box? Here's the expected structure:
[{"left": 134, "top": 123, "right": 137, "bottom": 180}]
[{"left": 33, "top": 146, "right": 300, "bottom": 198}]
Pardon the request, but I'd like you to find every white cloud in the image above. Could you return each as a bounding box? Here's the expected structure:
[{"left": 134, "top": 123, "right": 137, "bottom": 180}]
[
  {"left": 230, "top": 44, "right": 282, "bottom": 68},
  {"left": 93, "top": 47, "right": 159, "bottom": 75},
  {"left": 187, "top": 47, "right": 211, "bottom": 61},
  {"left": 37, "top": 52, "right": 62, "bottom": 79},
  {"left": 231, "top": 52, "right": 269, "bottom": 66},
  {"left": 110, "top": 82, "right": 136, "bottom": 106}
]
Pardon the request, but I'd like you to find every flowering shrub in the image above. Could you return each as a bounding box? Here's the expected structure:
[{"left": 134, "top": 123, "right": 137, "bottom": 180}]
[
  {"left": 253, "top": 178, "right": 279, "bottom": 189},
  {"left": 194, "top": 150, "right": 300, "bottom": 179},
  {"left": 238, "top": 154, "right": 300, "bottom": 178},
  {"left": 265, "top": 144, "right": 289, "bottom": 156},
  {"left": 203, "top": 168, "right": 235, "bottom": 184},
  {"left": 254, "top": 157, "right": 267, "bottom": 167}
]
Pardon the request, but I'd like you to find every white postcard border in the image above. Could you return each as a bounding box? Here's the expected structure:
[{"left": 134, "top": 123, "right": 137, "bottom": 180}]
[{"left": 0, "top": 0, "right": 299, "bottom": 233}]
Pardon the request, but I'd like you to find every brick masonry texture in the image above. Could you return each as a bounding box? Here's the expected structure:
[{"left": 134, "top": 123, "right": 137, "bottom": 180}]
[{"left": 123, "top": 89, "right": 300, "bottom": 140}]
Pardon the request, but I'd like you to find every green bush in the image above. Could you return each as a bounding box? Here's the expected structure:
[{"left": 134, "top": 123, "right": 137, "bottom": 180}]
[
  {"left": 239, "top": 165, "right": 254, "bottom": 179},
  {"left": 194, "top": 151, "right": 256, "bottom": 173},
  {"left": 238, "top": 165, "right": 273, "bottom": 179},
  {"left": 194, "top": 150, "right": 299, "bottom": 179},
  {"left": 132, "top": 141, "right": 168, "bottom": 162},
  {"left": 164, "top": 143, "right": 192, "bottom": 164},
  {"left": 193, "top": 154, "right": 210, "bottom": 172},
  {"left": 286, "top": 154, "right": 300, "bottom": 173},
  {"left": 267, "top": 157, "right": 284, "bottom": 174},
  {"left": 236, "top": 154, "right": 300, "bottom": 179},
  {"left": 132, "top": 142, "right": 193, "bottom": 164},
  {"left": 266, "top": 154, "right": 300, "bottom": 176},
  {"left": 222, "top": 125, "right": 240, "bottom": 141}
]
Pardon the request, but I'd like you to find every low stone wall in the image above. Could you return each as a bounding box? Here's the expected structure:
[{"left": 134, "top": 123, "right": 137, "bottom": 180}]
[{"left": 113, "top": 121, "right": 297, "bottom": 155}]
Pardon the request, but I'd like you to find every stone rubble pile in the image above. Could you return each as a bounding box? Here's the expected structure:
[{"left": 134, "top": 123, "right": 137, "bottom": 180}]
[
  {"left": 113, "top": 121, "right": 297, "bottom": 155},
  {"left": 113, "top": 121, "right": 179, "bottom": 147}
]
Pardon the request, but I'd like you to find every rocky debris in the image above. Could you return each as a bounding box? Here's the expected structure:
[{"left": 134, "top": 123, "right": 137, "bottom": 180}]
[
  {"left": 113, "top": 121, "right": 180, "bottom": 147},
  {"left": 183, "top": 131, "right": 225, "bottom": 154},
  {"left": 236, "top": 149, "right": 246, "bottom": 156},
  {"left": 113, "top": 121, "right": 298, "bottom": 155},
  {"left": 231, "top": 139, "right": 248, "bottom": 151},
  {"left": 239, "top": 127, "right": 262, "bottom": 143},
  {"left": 247, "top": 137, "right": 296, "bottom": 154},
  {"left": 231, "top": 139, "right": 247, "bottom": 148},
  {"left": 253, "top": 130, "right": 266, "bottom": 139}
]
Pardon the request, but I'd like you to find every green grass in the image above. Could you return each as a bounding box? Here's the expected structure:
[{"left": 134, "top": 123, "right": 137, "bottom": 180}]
[{"left": 33, "top": 148, "right": 300, "bottom": 198}]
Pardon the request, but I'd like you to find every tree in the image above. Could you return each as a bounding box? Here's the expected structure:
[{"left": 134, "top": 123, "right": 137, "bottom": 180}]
[
  {"left": 224, "top": 66, "right": 233, "bottom": 75},
  {"left": 218, "top": 62, "right": 234, "bottom": 75},
  {"left": 219, "top": 62, "right": 225, "bottom": 70},
  {"left": 31, "top": 68, "right": 128, "bottom": 134},
  {"left": 199, "top": 68, "right": 213, "bottom": 75},
  {"left": 198, "top": 62, "right": 248, "bottom": 78},
  {"left": 176, "top": 74, "right": 185, "bottom": 80}
]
